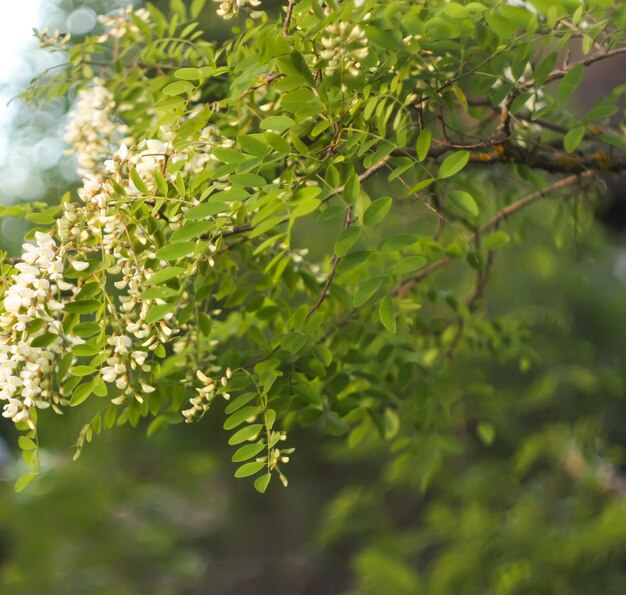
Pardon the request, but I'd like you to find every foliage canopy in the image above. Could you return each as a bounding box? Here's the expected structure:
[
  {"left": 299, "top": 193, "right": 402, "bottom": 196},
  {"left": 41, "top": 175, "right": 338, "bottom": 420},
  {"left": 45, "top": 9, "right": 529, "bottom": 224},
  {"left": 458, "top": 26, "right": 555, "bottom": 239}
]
[{"left": 2, "top": 0, "right": 626, "bottom": 511}]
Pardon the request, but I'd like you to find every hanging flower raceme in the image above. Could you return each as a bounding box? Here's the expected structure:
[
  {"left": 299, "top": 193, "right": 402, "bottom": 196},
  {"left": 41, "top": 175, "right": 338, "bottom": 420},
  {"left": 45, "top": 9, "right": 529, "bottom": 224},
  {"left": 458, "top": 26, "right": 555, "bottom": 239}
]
[
  {"left": 97, "top": 4, "right": 151, "bottom": 42},
  {"left": 214, "top": 0, "right": 261, "bottom": 20},
  {"left": 64, "top": 79, "right": 128, "bottom": 177},
  {"left": 0, "top": 232, "right": 76, "bottom": 427},
  {"left": 320, "top": 22, "right": 369, "bottom": 76}
]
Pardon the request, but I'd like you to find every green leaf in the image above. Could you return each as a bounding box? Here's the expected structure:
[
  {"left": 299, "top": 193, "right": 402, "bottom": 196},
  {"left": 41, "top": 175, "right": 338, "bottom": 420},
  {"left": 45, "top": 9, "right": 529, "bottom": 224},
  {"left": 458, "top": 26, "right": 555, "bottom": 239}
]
[
  {"left": 563, "top": 126, "right": 585, "bottom": 153},
  {"left": 335, "top": 250, "right": 371, "bottom": 274},
  {"left": 225, "top": 392, "right": 257, "bottom": 415},
  {"left": 379, "top": 295, "right": 396, "bottom": 333},
  {"left": 229, "top": 173, "right": 266, "bottom": 187},
  {"left": 292, "top": 383, "right": 322, "bottom": 405},
  {"left": 232, "top": 442, "right": 266, "bottom": 462},
  {"left": 130, "top": 168, "right": 148, "bottom": 194},
  {"left": 264, "top": 131, "right": 291, "bottom": 153},
  {"left": 18, "top": 436, "right": 36, "bottom": 450},
  {"left": 234, "top": 461, "right": 265, "bottom": 478},
  {"left": 558, "top": 64, "right": 584, "bottom": 102},
  {"left": 223, "top": 406, "right": 261, "bottom": 430},
  {"left": 485, "top": 12, "right": 516, "bottom": 38},
  {"left": 228, "top": 424, "right": 263, "bottom": 445},
  {"left": 70, "top": 382, "right": 94, "bottom": 407},
  {"left": 249, "top": 215, "right": 285, "bottom": 238},
  {"left": 533, "top": 52, "right": 558, "bottom": 87},
  {"left": 254, "top": 473, "right": 272, "bottom": 493},
  {"left": 416, "top": 128, "right": 432, "bottom": 161},
  {"left": 147, "top": 267, "right": 185, "bottom": 284},
  {"left": 15, "top": 472, "right": 37, "bottom": 493},
  {"left": 343, "top": 174, "right": 361, "bottom": 204},
  {"left": 174, "top": 172, "right": 186, "bottom": 198},
  {"left": 482, "top": 231, "right": 510, "bottom": 250},
  {"left": 260, "top": 116, "right": 295, "bottom": 132},
  {"left": 30, "top": 332, "right": 57, "bottom": 348},
  {"left": 155, "top": 241, "right": 196, "bottom": 261},
  {"left": 174, "top": 67, "right": 202, "bottom": 81},
  {"left": 171, "top": 221, "right": 213, "bottom": 242},
  {"left": 409, "top": 178, "right": 435, "bottom": 194},
  {"left": 69, "top": 365, "right": 97, "bottom": 377},
  {"left": 335, "top": 227, "right": 360, "bottom": 257},
  {"left": 438, "top": 151, "right": 469, "bottom": 179},
  {"left": 384, "top": 408, "right": 400, "bottom": 440},
  {"left": 354, "top": 277, "right": 383, "bottom": 307},
  {"left": 162, "top": 81, "right": 194, "bottom": 96},
  {"left": 478, "top": 421, "right": 496, "bottom": 446},
  {"left": 183, "top": 202, "right": 229, "bottom": 221},
  {"left": 213, "top": 147, "right": 247, "bottom": 164},
  {"left": 583, "top": 105, "right": 618, "bottom": 122},
  {"left": 153, "top": 170, "right": 168, "bottom": 195},
  {"left": 212, "top": 188, "right": 249, "bottom": 202},
  {"left": 64, "top": 300, "right": 101, "bottom": 314},
  {"left": 596, "top": 134, "right": 626, "bottom": 151},
  {"left": 364, "top": 141, "right": 396, "bottom": 168},
  {"left": 292, "top": 198, "right": 321, "bottom": 218},
  {"left": 363, "top": 197, "right": 392, "bottom": 226},
  {"left": 145, "top": 303, "right": 177, "bottom": 324},
  {"left": 191, "top": 0, "right": 207, "bottom": 18},
  {"left": 391, "top": 256, "right": 427, "bottom": 275},
  {"left": 238, "top": 134, "right": 270, "bottom": 157},
  {"left": 449, "top": 190, "right": 479, "bottom": 216}
]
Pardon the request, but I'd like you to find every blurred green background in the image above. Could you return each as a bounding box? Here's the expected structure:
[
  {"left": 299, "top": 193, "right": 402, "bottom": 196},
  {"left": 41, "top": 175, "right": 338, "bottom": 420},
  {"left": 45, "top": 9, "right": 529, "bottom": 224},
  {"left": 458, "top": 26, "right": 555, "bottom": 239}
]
[{"left": 2, "top": 1, "right": 626, "bottom": 593}]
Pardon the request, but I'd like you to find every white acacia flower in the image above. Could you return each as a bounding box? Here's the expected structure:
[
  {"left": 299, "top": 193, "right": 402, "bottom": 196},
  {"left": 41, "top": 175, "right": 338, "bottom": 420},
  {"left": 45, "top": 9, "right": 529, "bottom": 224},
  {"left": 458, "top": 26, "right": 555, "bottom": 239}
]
[
  {"left": 70, "top": 260, "right": 90, "bottom": 272},
  {"left": 108, "top": 334, "right": 132, "bottom": 355}
]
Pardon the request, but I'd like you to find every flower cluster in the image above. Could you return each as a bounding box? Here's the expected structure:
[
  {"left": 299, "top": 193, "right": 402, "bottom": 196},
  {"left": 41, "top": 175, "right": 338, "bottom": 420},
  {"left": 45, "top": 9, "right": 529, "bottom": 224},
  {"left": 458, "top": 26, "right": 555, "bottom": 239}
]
[
  {"left": 183, "top": 369, "right": 231, "bottom": 422},
  {"left": 214, "top": 0, "right": 261, "bottom": 20},
  {"left": 64, "top": 80, "right": 128, "bottom": 177},
  {"left": 3, "top": 1, "right": 297, "bottom": 490},
  {"left": 0, "top": 233, "right": 74, "bottom": 426},
  {"left": 60, "top": 144, "right": 181, "bottom": 401},
  {"left": 97, "top": 5, "right": 150, "bottom": 42},
  {"left": 320, "top": 22, "right": 369, "bottom": 77},
  {"left": 33, "top": 27, "right": 71, "bottom": 49}
]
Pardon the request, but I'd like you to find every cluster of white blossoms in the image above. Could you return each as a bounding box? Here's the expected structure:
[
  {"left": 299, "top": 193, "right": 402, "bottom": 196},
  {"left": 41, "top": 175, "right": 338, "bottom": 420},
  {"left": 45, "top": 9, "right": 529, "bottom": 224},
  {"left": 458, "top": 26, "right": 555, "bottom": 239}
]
[
  {"left": 0, "top": 6, "right": 295, "bottom": 487},
  {"left": 33, "top": 27, "right": 71, "bottom": 49},
  {"left": 97, "top": 4, "right": 151, "bottom": 42},
  {"left": 63, "top": 143, "right": 184, "bottom": 401},
  {"left": 0, "top": 233, "right": 76, "bottom": 426},
  {"left": 320, "top": 22, "right": 369, "bottom": 77},
  {"left": 64, "top": 80, "right": 128, "bottom": 177},
  {"left": 7, "top": 70, "right": 237, "bottom": 424},
  {"left": 214, "top": 0, "right": 261, "bottom": 20},
  {"left": 183, "top": 368, "right": 232, "bottom": 422}
]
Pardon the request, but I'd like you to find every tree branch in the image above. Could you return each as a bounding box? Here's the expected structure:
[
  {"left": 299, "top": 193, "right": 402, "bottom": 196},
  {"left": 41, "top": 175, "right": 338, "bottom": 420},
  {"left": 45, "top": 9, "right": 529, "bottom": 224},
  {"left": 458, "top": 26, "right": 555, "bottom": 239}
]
[
  {"left": 396, "top": 143, "right": 626, "bottom": 174},
  {"left": 480, "top": 171, "right": 593, "bottom": 232},
  {"left": 394, "top": 172, "right": 594, "bottom": 299},
  {"left": 522, "top": 45, "right": 626, "bottom": 89},
  {"left": 283, "top": 0, "right": 298, "bottom": 35}
]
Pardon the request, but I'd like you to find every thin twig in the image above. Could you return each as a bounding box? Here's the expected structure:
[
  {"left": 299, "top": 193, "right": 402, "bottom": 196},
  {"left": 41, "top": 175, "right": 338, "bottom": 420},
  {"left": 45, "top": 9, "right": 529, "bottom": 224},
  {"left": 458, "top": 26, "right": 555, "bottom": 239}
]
[
  {"left": 307, "top": 207, "right": 352, "bottom": 318},
  {"left": 394, "top": 172, "right": 594, "bottom": 299},
  {"left": 283, "top": 0, "right": 298, "bottom": 35},
  {"left": 480, "top": 171, "right": 593, "bottom": 232},
  {"left": 522, "top": 45, "right": 626, "bottom": 89}
]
